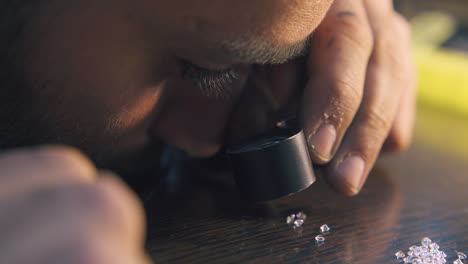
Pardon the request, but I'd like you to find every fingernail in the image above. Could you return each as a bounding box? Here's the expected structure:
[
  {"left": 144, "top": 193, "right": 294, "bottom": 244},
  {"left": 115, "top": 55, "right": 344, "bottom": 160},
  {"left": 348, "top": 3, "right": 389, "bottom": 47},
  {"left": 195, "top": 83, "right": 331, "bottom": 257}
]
[
  {"left": 335, "top": 155, "right": 365, "bottom": 195},
  {"left": 308, "top": 124, "right": 336, "bottom": 161}
]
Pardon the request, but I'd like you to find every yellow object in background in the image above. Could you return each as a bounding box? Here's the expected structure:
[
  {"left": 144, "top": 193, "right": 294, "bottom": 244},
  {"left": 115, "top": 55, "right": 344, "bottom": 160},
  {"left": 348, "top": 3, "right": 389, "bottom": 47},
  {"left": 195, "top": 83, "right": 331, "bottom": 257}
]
[
  {"left": 411, "top": 12, "right": 468, "bottom": 161},
  {"left": 411, "top": 12, "right": 468, "bottom": 118}
]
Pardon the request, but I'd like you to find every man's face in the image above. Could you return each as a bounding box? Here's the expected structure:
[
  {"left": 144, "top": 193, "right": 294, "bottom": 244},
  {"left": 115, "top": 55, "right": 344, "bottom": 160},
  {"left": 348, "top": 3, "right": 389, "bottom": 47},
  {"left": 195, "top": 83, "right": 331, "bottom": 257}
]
[{"left": 2, "top": 0, "right": 333, "bottom": 173}]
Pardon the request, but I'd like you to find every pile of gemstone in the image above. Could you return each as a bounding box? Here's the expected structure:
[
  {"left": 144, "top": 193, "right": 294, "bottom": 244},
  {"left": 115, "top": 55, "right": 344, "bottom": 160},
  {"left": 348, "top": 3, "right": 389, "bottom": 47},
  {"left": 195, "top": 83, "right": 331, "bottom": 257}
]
[
  {"left": 395, "top": 237, "right": 447, "bottom": 263},
  {"left": 286, "top": 212, "right": 307, "bottom": 229},
  {"left": 395, "top": 237, "right": 464, "bottom": 264}
]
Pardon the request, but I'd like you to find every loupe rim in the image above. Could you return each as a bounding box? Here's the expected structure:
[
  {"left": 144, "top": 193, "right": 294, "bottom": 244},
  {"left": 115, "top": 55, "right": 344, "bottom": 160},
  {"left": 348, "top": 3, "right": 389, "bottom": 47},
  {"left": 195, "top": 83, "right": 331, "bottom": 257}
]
[{"left": 226, "top": 126, "right": 303, "bottom": 154}]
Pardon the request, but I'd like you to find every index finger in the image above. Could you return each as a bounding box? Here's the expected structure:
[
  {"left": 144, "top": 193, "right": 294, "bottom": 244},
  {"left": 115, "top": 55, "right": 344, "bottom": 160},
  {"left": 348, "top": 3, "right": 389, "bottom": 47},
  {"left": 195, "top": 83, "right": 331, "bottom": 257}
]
[{"left": 302, "top": 0, "right": 373, "bottom": 164}]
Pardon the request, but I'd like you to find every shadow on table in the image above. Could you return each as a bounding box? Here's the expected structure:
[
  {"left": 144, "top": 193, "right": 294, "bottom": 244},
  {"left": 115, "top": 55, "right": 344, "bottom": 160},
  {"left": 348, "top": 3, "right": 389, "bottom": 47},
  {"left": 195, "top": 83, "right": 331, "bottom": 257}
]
[{"left": 144, "top": 160, "right": 403, "bottom": 264}]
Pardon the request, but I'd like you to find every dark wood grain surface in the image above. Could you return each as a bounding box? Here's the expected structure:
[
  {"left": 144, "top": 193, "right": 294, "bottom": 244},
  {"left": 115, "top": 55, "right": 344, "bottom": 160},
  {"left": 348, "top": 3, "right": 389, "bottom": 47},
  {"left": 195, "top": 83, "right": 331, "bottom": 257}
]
[{"left": 144, "top": 106, "right": 468, "bottom": 264}]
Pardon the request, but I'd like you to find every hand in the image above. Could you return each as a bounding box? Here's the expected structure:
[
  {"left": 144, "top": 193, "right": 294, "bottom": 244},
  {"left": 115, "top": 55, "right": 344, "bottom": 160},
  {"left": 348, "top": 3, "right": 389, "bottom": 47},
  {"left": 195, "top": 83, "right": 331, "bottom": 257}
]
[
  {"left": 302, "top": 0, "right": 416, "bottom": 195},
  {"left": 227, "top": 0, "right": 416, "bottom": 196},
  {"left": 0, "top": 146, "right": 151, "bottom": 264}
]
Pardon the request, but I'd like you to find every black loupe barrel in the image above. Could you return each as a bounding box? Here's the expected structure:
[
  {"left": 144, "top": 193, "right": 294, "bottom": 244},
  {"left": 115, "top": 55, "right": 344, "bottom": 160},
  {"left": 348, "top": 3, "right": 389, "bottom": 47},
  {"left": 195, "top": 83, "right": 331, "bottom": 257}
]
[{"left": 227, "top": 127, "right": 315, "bottom": 202}]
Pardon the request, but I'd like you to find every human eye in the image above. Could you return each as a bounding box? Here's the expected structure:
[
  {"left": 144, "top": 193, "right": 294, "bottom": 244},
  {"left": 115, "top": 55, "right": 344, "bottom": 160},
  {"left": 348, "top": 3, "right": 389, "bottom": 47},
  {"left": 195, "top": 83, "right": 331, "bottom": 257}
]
[{"left": 177, "top": 59, "right": 238, "bottom": 97}]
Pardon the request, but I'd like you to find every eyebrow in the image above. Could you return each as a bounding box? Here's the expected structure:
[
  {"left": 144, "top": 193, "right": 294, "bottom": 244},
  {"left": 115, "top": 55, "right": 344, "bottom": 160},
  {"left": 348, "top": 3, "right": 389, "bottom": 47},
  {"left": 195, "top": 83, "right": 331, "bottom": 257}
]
[{"left": 206, "top": 34, "right": 312, "bottom": 65}]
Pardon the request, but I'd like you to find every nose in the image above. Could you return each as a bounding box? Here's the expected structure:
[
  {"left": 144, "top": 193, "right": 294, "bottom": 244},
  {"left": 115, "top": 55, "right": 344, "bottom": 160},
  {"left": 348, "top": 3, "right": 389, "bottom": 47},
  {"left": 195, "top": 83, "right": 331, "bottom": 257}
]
[{"left": 149, "top": 80, "right": 243, "bottom": 157}]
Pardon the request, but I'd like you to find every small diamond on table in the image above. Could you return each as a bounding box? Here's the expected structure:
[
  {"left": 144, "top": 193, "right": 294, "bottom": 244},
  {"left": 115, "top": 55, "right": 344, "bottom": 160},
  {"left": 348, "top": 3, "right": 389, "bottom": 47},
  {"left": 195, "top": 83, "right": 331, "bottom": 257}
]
[
  {"left": 286, "top": 212, "right": 307, "bottom": 229},
  {"left": 286, "top": 214, "right": 296, "bottom": 225},
  {"left": 395, "top": 250, "right": 405, "bottom": 260},
  {"left": 421, "top": 237, "right": 432, "bottom": 247},
  {"left": 402, "top": 256, "right": 414, "bottom": 263},
  {"left": 320, "top": 224, "right": 330, "bottom": 233},
  {"left": 457, "top": 252, "right": 467, "bottom": 260},
  {"left": 296, "top": 212, "right": 307, "bottom": 221},
  {"left": 293, "top": 219, "right": 304, "bottom": 228},
  {"left": 430, "top": 242, "right": 440, "bottom": 251},
  {"left": 315, "top": 235, "right": 325, "bottom": 243}
]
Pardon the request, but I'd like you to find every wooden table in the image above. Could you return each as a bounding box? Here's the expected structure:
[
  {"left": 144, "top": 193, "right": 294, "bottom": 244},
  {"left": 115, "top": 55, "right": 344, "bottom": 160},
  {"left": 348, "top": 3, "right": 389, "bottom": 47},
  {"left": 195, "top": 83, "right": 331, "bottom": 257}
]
[{"left": 144, "top": 106, "right": 468, "bottom": 263}]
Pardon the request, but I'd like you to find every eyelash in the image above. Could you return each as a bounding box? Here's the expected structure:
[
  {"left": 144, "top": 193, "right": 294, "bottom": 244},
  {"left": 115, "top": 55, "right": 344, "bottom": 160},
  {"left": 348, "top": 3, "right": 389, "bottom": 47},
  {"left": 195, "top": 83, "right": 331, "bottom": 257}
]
[{"left": 177, "top": 59, "right": 238, "bottom": 97}]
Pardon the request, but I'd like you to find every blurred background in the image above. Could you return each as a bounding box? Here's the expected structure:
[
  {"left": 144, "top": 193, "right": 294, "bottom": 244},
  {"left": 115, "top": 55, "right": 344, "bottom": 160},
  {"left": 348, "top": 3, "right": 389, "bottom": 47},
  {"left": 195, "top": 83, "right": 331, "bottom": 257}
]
[{"left": 395, "top": 0, "right": 468, "bottom": 162}]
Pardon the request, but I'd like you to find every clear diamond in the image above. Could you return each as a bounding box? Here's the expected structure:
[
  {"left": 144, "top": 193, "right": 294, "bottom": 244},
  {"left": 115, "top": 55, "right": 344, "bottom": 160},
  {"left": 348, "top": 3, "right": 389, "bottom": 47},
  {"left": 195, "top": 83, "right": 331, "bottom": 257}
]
[
  {"left": 395, "top": 250, "right": 406, "bottom": 260},
  {"left": 286, "top": 214, "right": 296, "bottom": 225},
  {"left": 430, "top": 243, "right": 440, "bottom": 251},
  {"left": 403, "top": 256, "right": 416, "bottom": 263},
  {"left": 320, "top": 224, "right": 330, "bottom": 233},
  {"left": 453, "top": 260, "right": 463, "bottom": 264},
  {"left": 421, "top": 237, "right": 432, "bottom": 247},
  {"left": 293, "top": 219, "right": 304, "bottom": 228},
  {"left": 296, "top": 212, "right": 307, "bottom": 221},
  {"left": 315, "top": 235, "right": 325, "bottom": 242},
  {"left": 287, "top": 212, "right": 307, "bottom": 228},
  {"left": 457, "top": 252, "right": 467, "bottom": 260}
]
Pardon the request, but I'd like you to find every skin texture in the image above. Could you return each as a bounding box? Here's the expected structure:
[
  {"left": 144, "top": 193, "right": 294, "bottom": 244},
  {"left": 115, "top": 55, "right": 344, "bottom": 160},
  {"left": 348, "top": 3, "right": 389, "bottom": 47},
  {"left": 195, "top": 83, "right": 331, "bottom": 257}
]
[
  {"left": 0, "top": 0, "right": 416, "bottom": 262},
  {"left": 0, "top": 146, "right": 150, "bottom": 264}
]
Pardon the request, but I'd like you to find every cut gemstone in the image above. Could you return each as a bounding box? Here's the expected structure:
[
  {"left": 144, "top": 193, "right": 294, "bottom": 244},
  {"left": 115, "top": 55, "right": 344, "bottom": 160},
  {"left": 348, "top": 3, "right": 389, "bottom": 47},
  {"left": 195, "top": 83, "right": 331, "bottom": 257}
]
[
  {"left": 286, "top": 214, "right": 296, "bottom": 225},
  {"left": 287, "top": 212, "right": 307, "bottom": 228},
  {"left": 397, "top": 237, "right": 448, "bottom": 264},
  {"left": 453, "top": 259, "right": 463, "bottom": 264},
  {"left": 421, "top": 237, "right": 432, "bottom": 247},
  {"left": 430, "top": 243, "right": 440, "bottom": 251},
  {"left": 296, "top": 212, "right": 307, "bottom": 221},
  {"left": 293, "top": 219, "right": 304, "bottom": 228},
  {"left": 403, "top": 256, "right": 416, "bottom": 263},
  {"left": 395, "top": 250, "right": 406, "bottom": 260},
  {"left": 320, "top": 224, "right": 330, "bottom": 233},
  {"left": 315, "top": 235, "right": 325, "bottom": 243},
  {"left": 457, "top": 252, "right": 467, "bottom": 260}
]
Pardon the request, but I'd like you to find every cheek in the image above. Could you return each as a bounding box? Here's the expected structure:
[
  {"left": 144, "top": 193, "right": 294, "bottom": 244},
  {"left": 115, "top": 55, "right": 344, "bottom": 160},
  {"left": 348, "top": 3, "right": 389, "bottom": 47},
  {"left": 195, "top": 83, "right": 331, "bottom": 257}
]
[
  {"left": 20, "top": 2, "right": 172, "bottom": 151},
  {"left": 106, "top": 86, "right": 166, "bottom": 136}
]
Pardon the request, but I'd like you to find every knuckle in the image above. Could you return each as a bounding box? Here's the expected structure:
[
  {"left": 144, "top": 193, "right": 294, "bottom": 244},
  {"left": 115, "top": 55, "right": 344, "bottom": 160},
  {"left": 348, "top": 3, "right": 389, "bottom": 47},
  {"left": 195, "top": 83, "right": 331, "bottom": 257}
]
[
  {"left": 319, "top": 9, "right": 374, "bottom": 53},
  {"left": 370, "top": 32, "right": 403, "bottom": 72},
  {"left": 330, "top": 77, "right": 364, "bottom": 110},
  {"left": 363, "top": 107, "right": 393, "bottom": 135},
  {"left": 334, "top": 17, "right": 374, "bottom": 53},
  {"left": 371, "top": 14, "right": 411, "bottom": 68}
]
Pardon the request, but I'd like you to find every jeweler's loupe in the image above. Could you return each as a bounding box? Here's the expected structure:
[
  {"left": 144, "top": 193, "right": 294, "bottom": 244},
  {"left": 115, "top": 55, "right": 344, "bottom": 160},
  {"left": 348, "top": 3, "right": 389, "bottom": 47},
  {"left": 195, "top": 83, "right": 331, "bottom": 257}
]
[{"left": 227, "top": 125, "right": 315, "bottom": 202}]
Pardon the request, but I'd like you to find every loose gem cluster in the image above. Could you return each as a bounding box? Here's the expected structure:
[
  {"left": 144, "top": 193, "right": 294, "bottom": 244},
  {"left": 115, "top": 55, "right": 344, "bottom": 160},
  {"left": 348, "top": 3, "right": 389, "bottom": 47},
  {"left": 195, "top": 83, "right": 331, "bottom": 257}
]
[
  {"left": 286, "top": 212, "right": 307, "bottom": 229},
  {"left": 395, "top": 237, "right": 466, "bottom": 264},
  {"left": 286, "top": 212, "right": 331, "bottom": 244}
]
